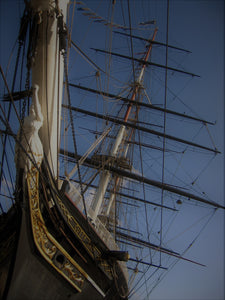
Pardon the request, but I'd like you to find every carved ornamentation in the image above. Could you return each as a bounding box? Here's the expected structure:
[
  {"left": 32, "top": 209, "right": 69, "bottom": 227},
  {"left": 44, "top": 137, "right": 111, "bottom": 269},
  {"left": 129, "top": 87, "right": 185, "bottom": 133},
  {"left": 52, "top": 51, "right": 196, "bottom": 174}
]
[
  {"left": 27, "top": 170, "right": 85, "bottom": 292},
  {"left": 56, "top": 196, "right": 113, "bottom": 279},
  {"left": 57, "top": 197, "right": 101, "bottom": 258}
]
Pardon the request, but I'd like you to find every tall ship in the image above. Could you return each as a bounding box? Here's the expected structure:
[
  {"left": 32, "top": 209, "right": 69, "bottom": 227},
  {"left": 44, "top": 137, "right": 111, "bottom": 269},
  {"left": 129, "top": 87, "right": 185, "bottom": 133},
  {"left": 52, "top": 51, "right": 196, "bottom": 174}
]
[{"left": 0, "top": 1, "right": 224, "bottom": 299}]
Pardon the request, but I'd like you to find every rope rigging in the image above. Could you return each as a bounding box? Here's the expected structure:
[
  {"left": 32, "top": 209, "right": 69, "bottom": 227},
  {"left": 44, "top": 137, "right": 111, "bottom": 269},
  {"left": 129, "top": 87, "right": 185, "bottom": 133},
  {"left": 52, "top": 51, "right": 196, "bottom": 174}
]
[
  {"left": 0, "top": 2, "right": 223, "bottom": 300},
  {"left": 61, "top": 19, "right": 104, "bottom": 266},
  {"left": 160, "top": 0, "right": 170, "bottom": 265},
  {"left": 147, "top": 208, "right": 217, "bottom": 297},
  {"left": 0, "top": 14, "right": 28, "bottom": 192}
]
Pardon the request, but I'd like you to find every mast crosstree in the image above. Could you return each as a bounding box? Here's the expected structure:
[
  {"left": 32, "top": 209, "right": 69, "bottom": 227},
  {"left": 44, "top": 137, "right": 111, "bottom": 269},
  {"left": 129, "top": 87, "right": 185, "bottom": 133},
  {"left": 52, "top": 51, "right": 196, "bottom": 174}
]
[{"left": 88, "top": 29, "right": 158, "bottom": 222}]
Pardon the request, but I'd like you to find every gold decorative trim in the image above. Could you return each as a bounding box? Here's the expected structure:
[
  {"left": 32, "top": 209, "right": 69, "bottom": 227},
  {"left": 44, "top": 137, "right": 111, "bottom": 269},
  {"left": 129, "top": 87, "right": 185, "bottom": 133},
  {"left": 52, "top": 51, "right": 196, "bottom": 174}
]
[
  {"left": 57, "top": 197, "right": 101, "bottom": 258},
  {"left": 27, "top": 169, "right": 86, "bottom": 292},
  {"left": 56, "top": 195, "right": 113, "bottom": 279}
]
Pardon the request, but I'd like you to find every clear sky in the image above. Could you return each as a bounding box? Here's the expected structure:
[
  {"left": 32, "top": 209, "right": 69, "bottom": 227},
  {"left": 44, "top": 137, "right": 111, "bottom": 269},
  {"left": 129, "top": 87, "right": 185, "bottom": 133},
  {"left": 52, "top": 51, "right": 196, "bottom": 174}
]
[{"left": 0, "top": 1, "right": 224, "bottom": 300}]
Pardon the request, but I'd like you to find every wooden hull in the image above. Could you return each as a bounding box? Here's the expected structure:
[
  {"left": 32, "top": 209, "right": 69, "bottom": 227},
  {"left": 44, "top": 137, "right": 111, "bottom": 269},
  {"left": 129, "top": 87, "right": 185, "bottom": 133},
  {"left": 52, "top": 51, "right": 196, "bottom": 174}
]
[
  {"left": 1, "top": 166, "right": 128, "bottom": 300},
  {"left": 4, "top": 209, "right": 103, "bottom": 300}
]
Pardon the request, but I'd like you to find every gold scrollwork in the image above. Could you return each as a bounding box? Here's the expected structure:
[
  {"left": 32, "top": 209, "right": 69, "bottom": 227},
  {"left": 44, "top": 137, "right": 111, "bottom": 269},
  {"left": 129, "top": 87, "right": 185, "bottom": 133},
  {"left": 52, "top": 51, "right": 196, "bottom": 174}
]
[
  {"left": 27, "top": 170, "right": 86, "bottom": 292},
  {"left": 56, "top": 196, "right": 113, "bottom": 279},
  {"left": 63, "top": 261, "right": 84, "bottom": 287},
  {"left": 57, "top": 197, "right": 101, "bottom": 258}
]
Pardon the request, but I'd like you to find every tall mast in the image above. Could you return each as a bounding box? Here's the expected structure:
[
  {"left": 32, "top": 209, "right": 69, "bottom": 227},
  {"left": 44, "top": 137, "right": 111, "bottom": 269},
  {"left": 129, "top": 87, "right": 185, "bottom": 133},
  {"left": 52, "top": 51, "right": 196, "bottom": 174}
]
[
  {"left": 30, "top": 0, "right": 69, "bottom": 178},
  {"left": 89, "top": 29, "right": 158, "bottom": 222}
]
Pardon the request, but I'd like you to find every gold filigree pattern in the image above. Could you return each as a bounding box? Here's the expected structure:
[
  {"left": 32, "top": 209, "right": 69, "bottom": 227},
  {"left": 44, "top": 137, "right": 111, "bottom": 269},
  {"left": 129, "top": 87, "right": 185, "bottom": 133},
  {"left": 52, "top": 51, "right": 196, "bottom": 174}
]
[
  {"left": 63, "top": 262, "right": 85, "bottom": 286},
  {"left": 27, "top": 170, "right": 86, "bottom": 292},
  {"left": 56, "top": 196, "right": 113, "bottom": 279},
  {"left": 57, "top": 198, "right": 101, "bottom": 258}
]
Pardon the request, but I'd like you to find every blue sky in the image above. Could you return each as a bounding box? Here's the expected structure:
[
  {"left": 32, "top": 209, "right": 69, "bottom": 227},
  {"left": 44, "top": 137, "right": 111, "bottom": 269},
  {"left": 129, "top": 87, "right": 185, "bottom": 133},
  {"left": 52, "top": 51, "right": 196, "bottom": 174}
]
[
  {"left": 149, "top": 1, "right": 224, "bottom": 300},
  {"left": 0, "top": 1, "right": 224, "bottom": 299}
]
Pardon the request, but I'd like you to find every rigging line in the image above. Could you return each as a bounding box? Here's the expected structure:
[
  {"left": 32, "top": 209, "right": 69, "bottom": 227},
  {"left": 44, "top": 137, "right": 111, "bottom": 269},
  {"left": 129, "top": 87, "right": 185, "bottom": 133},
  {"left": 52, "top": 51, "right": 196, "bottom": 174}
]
[
  {"left": 66, "top": 0, "right": 76, "bottom": 52},
  {"left": 67, "top": 77, "right": 97, "bottom": 126},
  {"left": 115, "top": 190, "right": 178, "bottom": 211},
  {"left": 116, "top": 230, "right": 206, "bottom": 265},
  {"left": 117, "top": 239, "right": 143, "bottom": 249},
  {"left": 143, "top": 86, "right": 152, "bottom": 104},
  {"left": 44, "top": 13, "right": 55, "bottom": 178},
  {"left": 0, "top": 40, "right": 23, "bottom": 191},
  {"left": 168, "top": 149, "right": 214, "bottom": 201},
  {"left": 161, "top": 209, "right": 179, "bottom": 245},
  {"left": 64, "top": 53, "right": 86, "bottom": 208},
  {"left": 96, "top": 74, "right": 100, "bottom": 137},
  {"left": 173, "top": 123, "right": 218, "bottom": 196},
  {"left": 0, "top": 66, "right": 33, "bottom": 156},
  {"left": 160, "top": 0, "right": 170, "bottom": 265},
  {"left": 71, "top": 40, "right": 104, "bottom": 73},
  {"left": 191, "top": 155, "right": 216, "bottom": 186},
  {"left": 57, "top": 38, "right": 61, "bottom": 183},
  {"left": 166, "top": 210, "right": 215, "bottom": 244},
  {"left": 0, "top": 135, "right": 15, "bottom": 195},
  {"left": 144, "top": 269, "right": 149, "bottom": 299},
  {"left": 68, "top": 83, "right": 215, "bottom": 125},
  {"left": 147, "top": 209, "right": 217, "bottom": 297},
  {"left": 144, "top": 266, "right": 168, "bottom": 298},
  {"left": 128, "top": 268, "right": 139, "bottom": 299},
  {"left": 91, "top": 48, "right": 200, "bottom": 78},
  {"left": 167, "top": 145, "right": 186, "bottom": 197},
  {"left": 130, "top": 214, "right": 162, "bottom": 294},
  {"left": 62, "top": 90, "right": 68, "bottom": 176},
  {"left": 63, "top": 152, "right": 225, "bottom": 209},
  {"left": 0, "top": 193, "right": 15, "bottom": 212},
  {"left": 133, "top": 181, "right": 141, "bottom": 258},
  {"left": 205, "top": 123, "right": 217, "bottom": 150},
  {"left": 187, "top": 123, "right": 206, "bottom": 152},
  {"left": 19, "top": 37, "right": 26, "bottom": 115},
  {"left": 0, "top": 71, "right": 43, "bottom": 199},
  {"left": 127, "top": 0, "right": 136, "bottom": 84},
  {"left": 105, "top": 0, "right": 116, "bottom": 95},
  {"left": 63, "top": 49, "right": 99, "bottom": 264},
  {"left": 153, "top": 70, "right": 214, "bottom": 123},
  {"left": 120, "top": 0, "right": 127, "bottom": 30},
  {"left": 63, "top": 104, "right": 220, "bottom": 153},
  {"left": 185, "top": 209, "right": 217, "bottom": 251},
  {"left": 0, "top": 109, "right": 41, "bottom": 182},
  {"left": 129, "top": 267, "right": 160, "bottom": 298},
  {"left": 0, "top": 201, "right": 4, "bottom": 215},
  {"left": 62, "top": 173, "right": 139, "bottom": 194},
  {"left": 145, "top": 246, "right": 180, "bottom": 295},
  {"left": 95, "top": 69, "right": 110, "bottom": 137},
  {"left": 137, "top": 120, "right": 153, "bottom": 260},
  {"left": 1, "top": 170, "right": 15, "bottom": 209},
  {"left": 15, "top": 70, "right": 30, "bottom": 196},
  {"left": 5, "top": 44, "right": 18, "bottom": 91},
  {"left": 68, "top": 20, "right": 93, "bottom": 73},
  {"left": 66, "top": 127, "right": 111, "bottom": 179},
  {"left": 113, "top": 31, "right": 192, "bottom": 54}
]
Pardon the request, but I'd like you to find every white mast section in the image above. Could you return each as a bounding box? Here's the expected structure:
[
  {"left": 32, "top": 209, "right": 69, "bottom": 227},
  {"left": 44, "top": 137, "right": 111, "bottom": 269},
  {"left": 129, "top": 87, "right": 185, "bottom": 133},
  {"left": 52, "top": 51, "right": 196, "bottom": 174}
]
[
  {"left": 89, "top": 126, "right": 126, "bottom": 222},
  {"left": 30, "top": 0, "right": 69, "bottom": 178},
  {"left": 66, "top": 127, "right": 111, "bottom": 180},
  {"left": 90, "top": 30, "right": 158, "bottom": 223}
]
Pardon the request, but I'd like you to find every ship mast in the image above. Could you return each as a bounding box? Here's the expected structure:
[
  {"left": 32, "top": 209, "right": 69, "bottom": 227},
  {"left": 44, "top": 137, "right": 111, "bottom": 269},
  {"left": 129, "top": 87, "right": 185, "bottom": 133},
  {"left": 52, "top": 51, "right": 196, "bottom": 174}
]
[
  {"left": 89, "top": 29, "right": 158, "bottom": 223},
  {"left": 30, "top": 0, "right": 69, "bottom": 179}
]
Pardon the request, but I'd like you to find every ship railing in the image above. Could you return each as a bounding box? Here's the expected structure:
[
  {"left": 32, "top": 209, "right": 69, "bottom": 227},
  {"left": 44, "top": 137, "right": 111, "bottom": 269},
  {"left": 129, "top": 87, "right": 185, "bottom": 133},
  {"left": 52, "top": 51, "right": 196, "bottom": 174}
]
[{"left": 88, "top": 206, "right": 129, "bottom": 282}]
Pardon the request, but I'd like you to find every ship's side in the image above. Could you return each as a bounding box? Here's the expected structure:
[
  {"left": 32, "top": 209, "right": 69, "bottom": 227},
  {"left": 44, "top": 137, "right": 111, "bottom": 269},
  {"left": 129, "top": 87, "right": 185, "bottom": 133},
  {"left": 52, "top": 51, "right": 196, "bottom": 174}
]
[{"left": 2, "top": 162, "right": 128, "bottom": 300}]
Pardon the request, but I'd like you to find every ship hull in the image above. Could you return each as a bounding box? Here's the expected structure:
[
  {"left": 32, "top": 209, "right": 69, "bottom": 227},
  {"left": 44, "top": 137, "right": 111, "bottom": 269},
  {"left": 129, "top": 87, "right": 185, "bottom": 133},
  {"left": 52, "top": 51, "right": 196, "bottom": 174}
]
[
  {"left": 3, "top": 208, "right": 103, "bottom": 300},
  {"left": 1, "top": 165, "right": 128, "bottom": 300}
]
